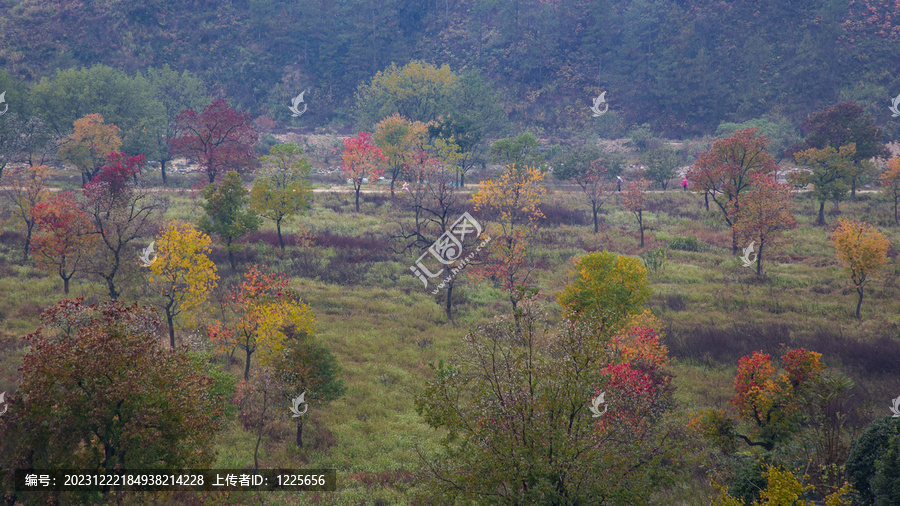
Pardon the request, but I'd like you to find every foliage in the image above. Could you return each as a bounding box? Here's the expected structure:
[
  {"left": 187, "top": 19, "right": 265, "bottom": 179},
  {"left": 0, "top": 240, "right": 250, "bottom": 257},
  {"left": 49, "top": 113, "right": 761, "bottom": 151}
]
[
  {"left": 0, "top": 299, "right": 222, "bottom": 499},
  {"left": 730, "top": 174, "right": 797, "bottom": 277},
  {"left": 249, "top": 142, "right": 312, "bottom": 249},
  {"left": 81, "top": 152, "right": 167, "bottom": 299},
  {"left": 846, "top": 417, "right": 900, "bottom": 505},
  {"left": 0, "top": 164, "right": 50, "bottom": 261},
  {"left": 554, "top": 145, "right": 615, "bottom": 233},
  {"left": 373, "top": 113, "right": 428, "bottom": 195},
  {"left": 340, "top": 131, "right": 387, "bottom": 212},
  {"left": 830, "top": 218, "right": 890, "bottom": 318},
  {"left": 687, "top": 128, "right": 777, "bottom": 252},
  {"left": 667, "top": 235, "right": 707, "bottom": 252},
  {"left": 198, "top": 170, "right": 261, "bottom": 271},
  {"left": 640, "top": 246, "right": 668, "bottom": 279},
  {"left": 489, "top": 132, "right": 548, "bottom": 172},
  {"left": 557, "top": 250, "right": 652, "bottom": 334},
  {"left": 716, "top": 115, "right": 800, "bottom": 160},
  {"left": 29, "top": 191, "right": 96, "bottom": 294},
  {"left": 356, "top": 60, "right": 458, "bottom": 126},
  {"left": 172, "top": 99, "right": 259, "bottom": 184},
  {"left": 415, "top": 297, "right": 687, "bottom": 504},
  {"left": 879, "top": 157, "right": 900, "bottom": 224},
  {"left": 209, "top": 265, "right": 316, "bottom": 380},
  {"left": 148, "top": 220, "right": 218, "bottom": 348},
  {"left": 792, "top": 145, "right": 856, "bottom": 226},
  {"left": 712, "top": 465, "right": 851, "bottom": 506},
  {"left": 621, "top": 177, "right": 651, "bottom": 248},
  {"left": 57, "top": 113, "right": 122, "bottom": 184},
  {"left": 643, "top": 145, "right": 682, "bottom": 190}
]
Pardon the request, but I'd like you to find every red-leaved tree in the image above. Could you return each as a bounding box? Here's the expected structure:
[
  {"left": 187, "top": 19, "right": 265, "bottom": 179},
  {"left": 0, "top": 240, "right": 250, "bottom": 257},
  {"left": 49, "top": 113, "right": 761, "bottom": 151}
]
[
  {"left": 30, "top": 191, "right": 97, "bottom": 294},
  {"left": 687, "top": 128, "right": 777, "bottom": 253},
  {"left": 340, "top": 132, "right": 387, "bottom": 212},
  {"left": 622, "top": 178, "right": 651, "bottom": 248},
  {"left": 730, "top": 174, "right": 797, "bottom": 277},
  {"left": 172, "top": 99, "right": 260, "bottom": 184}
]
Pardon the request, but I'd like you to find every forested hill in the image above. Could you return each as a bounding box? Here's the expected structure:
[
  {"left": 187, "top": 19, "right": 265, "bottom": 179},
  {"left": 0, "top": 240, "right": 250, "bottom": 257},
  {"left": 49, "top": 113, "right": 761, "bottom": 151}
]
[{"left": 2, "top": 0, "right": 899, "bottom": 138}]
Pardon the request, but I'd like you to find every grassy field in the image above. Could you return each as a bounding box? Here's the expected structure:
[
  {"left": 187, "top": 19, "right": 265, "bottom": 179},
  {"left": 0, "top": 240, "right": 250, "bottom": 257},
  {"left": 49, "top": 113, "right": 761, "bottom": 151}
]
[{"left": 1, "top": 166, "right": 899, "bottom": 504}]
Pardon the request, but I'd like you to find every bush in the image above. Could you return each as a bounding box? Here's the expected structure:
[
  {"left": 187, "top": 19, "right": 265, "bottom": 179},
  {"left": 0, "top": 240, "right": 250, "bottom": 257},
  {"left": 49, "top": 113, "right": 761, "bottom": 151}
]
[
  {"left": 847, "top": 417, "right": 900, "bottom": 505},
  {"left": 641, "top": 246, "right": 668, "bottom": 277},
  {"left": 668, "top": 235, "right": 707, "bottom": 252}
]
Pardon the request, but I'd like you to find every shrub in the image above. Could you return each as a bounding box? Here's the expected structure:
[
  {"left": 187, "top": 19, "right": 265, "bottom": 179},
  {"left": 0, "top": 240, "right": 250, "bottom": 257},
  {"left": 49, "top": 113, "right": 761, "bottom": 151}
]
[{"left": 668, "top": 235, "right": 707, "bottom": 252}]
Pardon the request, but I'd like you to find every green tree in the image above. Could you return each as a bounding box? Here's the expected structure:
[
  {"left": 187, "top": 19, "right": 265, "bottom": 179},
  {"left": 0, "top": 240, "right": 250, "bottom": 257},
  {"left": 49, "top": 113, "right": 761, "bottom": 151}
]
[
  {"left": 643, "top": 145, "right": 682, "bottom": 190},
  {"left": 846, "top": 417, "right": 900, "bottom": 505},
  {"left": 249, "top": 143, "right": 312, "bottom": 249},
  {"left": 792, "top": 145, "right": 855, "bottom": 226},
  {"left": 144, "top": 65, "right": 209, "bottom": 184},
  {"left": 0, "top": 299, "right": 223, "bottom": 499},
  {"left": 490, "top": 132, "right": 547, "bottom": 171},
  {"left": 199, "top": 171, "right": 260, "bottom": 271}
]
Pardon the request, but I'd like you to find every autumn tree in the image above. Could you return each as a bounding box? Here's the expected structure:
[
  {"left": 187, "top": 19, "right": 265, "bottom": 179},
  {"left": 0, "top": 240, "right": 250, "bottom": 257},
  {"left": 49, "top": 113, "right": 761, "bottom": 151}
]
[
  {"left": 788, "top": 101, "right": 889, "bottom": 199},
  {"left": 340, "top": 131, "right": 387, "bottom": 212},
  {"left": 30, "top": 191, "right": 96, "bottom": 294},
  {"left": 373, "top": 113, "right": 427, "bottom": 196},
  {"left": 554, "top": 145, "right": 615, "bottom": 233},
  {"left": 643, "top": 145, "right": 682, "bottom": 190},
  {"left": 81, "top": 152, "right": 167, "bottom": 299},
  {"left": 210, "top": 265, "right": 316, "bottom": 380},
  {"left": 880, "top": 158, "right": 900, "bottom": 225},
  {"left": 730, "top": 174, "right": 797, "bottom": 277},
  {"left": 249, "top": 143, "right": 312, "bottom": 249},
  {"left": 557, "top": 250, "right": 652, "bottom": 335},
  {"left": 172, "top": 99, "right": 259, "bottom": 184},
  {"left": 470, "top": 164, "right": 546, "bottom": 311},
  {"left": 792, "top": 145, "right": 855, "bottom": 226},
  {"left": 415, "top": 296, "right": 688, "bottom": 504},
  {"left": 696, "top": 348, "right": 825, "bottom": 453},
  {"left": 622, "top": 177, "right": 651, "bottom": 247},
  {"left": 0, "top": 299, "right": 222, "bottom": 497},
  {"left": 148, "top": 220, "right": 218, "bottom": 348},
  {"left": 57, "top": 113, "right": 122, "bottom": 184},
  {"left": 0, "top": 164, "right": 51, "bottom": 261},
  {"left": 687, "top": 128, "right": 777, "bottom": 252},
  {"left": 356, "top": 60, "right": 458, "bottom": 125},
  {"left": 198, "top": 170, "right": 260, "bottom": 271},
  {"left": 830, "top": 218, "right": 890, "bottom": 318}
]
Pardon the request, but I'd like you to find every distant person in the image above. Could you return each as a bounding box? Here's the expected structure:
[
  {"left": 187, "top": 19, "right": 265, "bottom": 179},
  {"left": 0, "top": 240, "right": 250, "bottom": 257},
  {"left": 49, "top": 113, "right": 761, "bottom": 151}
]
[
  {"left": 616, "top": 175, "right": 623, "bottom": 192},
  {"left": 681, "top": 177, "right": 689, "bottom": 191}
]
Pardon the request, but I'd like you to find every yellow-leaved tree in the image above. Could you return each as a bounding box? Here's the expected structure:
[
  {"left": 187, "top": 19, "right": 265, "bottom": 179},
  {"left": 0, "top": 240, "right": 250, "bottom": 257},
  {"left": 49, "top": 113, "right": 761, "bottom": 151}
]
[
  {"left": 249, "top": 142, "right": 312, "bottom": 250},
  {"left": 210, "top": 265, "right": 315, "bottom": 379},
  {"left": 58, "top": 113, "right": 122, "bottom": 185},
  {"left": 830, "top": 218, "right": 890, "bottom": 318},
  {"left": 470, "top": 164, "right": 546, "bottom": 312},
  {"left": 148, "top": 220, "right": 219, "bottom": 348}
]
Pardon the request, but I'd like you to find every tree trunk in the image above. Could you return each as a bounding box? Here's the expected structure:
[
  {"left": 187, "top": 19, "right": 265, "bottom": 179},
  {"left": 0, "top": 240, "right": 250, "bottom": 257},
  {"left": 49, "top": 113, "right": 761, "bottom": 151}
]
[
  {"left": 276, "top": 217, "right": 285, "bottom": 250},
  {"left": 592, "top": 201, "right": 599, "bottom": 233},
  {"left": 856, "top": 288, "right": 863, "bottom": 319},
  {"left": 638, "top": 210, "right": 644, "bottom": 247},
  {"left": 851, "top": 177, "right": 857, "bottom": 201},
  {"left": 704, "top": 192, "right": 709, "bottom": 211},
  {"left": 227, "top": 237, "right": 236, "bottom": 271},
  {"left": 756, "top": 240, "right": 763, "bottom": 278},
  {"left": 355, "top": 184, "right": 361, "bottom": 212},
  {"left": 63, "top": 275, "right": 70, "bottom": 295},
  {"left": 160, "top": 158, "right": 168, "bottom": 185},
  {"left": 445, "top": 280, "right": 454, "bottom": 324},
  {"left": 817, "top": 201, "right": 826, "bottom": 226},
  {"left": 244, "top": 348, "right": 252, "bottom": 380},
  {"left": 22, "top": 223, "right": 33, "bottom": 262},
  {"left": 296, "top": 417, "right": 304, "bottom": 448},
  {"left": 166, "top": 309, "right": 176, "bottom": 349},
  {"left": 894, "top": 198, "right": 899, "bottom": 225}
]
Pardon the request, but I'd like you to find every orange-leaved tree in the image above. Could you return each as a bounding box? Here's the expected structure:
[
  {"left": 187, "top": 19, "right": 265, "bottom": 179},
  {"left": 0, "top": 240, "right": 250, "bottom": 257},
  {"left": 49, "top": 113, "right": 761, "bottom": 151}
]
[
  {"left": 880, "top": 157, "right": 900, "bottom": 225},
  {"left": 730, "top": 174, "right": 797, "bottom": 277},
  {"left": 30, "top": 191, "right": 97, "bottom": 294},
  {"left": 341, "top": 131, "right": 387, "bottom": 212},
  {"left": 695, "top": 348, "right": 824, "bottom": 453},
  {"left": 470, "top": 164, "right": 546, "bottom": 312},
  {"left": 58, "top": 113, "right": 122, "bottom": 184},
  {"left": 373, "top": 113, "right": 428, "bottom": 196},
  {"left": 149, "top": 220, "right": 219, "bottom": 348},
  {"left": 687, "top": 128, "right": 777, "bottom": 253},
  {"left": 0, "top": 164, "right": 51, "bottom": 261},
  {"left": 830, "top": 218, "right": 890, "bottom": 318},
  {"left": 209, "top": 265, "right": 315, "bottom": 379},
  {"left": 621, "top": 177, "right": 651, "bottom": 248}
]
